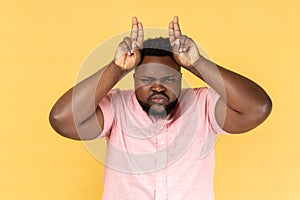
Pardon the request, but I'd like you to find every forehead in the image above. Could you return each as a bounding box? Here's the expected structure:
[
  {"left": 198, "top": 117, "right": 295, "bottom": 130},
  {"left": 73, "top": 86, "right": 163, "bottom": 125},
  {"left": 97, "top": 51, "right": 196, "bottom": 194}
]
[{"left": 136, "top": 56, "right": 181, "bottom": 77}]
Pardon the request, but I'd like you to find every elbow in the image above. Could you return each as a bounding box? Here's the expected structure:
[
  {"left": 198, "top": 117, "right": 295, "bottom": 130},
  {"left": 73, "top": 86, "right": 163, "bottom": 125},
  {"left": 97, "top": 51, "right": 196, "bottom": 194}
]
[
  {"left": 223, "top": 96, "right": 272, "bottom": 134},
  {"left": 254, "top": 95, "right": 273, "bottom": 124},
  {"left": 261, "top": 96, "right": 272, "bottom": 118},
  {"left": 49, "top": 107, "right": 66, "bottom": 135},
  {"left": 48, "top": 107, "right": 75, "bottom": 139},
  {"left": 49, "top": 108, "right": 102, "bottom": 141},
  {"left": 49, "top": 111, "right": 78, "bottom": 140}
]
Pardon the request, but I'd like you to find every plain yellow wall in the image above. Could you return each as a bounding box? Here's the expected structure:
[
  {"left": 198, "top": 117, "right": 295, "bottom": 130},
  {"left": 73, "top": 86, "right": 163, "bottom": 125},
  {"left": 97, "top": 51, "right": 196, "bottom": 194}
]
[{"left": 1, "top": 0, "right": 299, "bottom": 199}]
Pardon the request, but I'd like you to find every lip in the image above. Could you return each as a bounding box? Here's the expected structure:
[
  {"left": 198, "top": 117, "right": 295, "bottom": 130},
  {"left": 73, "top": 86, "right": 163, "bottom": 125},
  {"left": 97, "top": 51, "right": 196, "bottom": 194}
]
[{"left": 149, "top": 95, "right": 168, "bottom": 104}]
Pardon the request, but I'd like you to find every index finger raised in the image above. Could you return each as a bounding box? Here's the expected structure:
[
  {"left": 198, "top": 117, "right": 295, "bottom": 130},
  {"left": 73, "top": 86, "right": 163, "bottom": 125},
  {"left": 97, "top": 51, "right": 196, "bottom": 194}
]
[
  {"left": 131, "top": 16, "right": 139, "bottom": 41},
  {"left": 173, "top": 16, "right": 182, "bottom": 38},
  {"left": 169, "top": 21, "right": 176, "bottom": 44}
]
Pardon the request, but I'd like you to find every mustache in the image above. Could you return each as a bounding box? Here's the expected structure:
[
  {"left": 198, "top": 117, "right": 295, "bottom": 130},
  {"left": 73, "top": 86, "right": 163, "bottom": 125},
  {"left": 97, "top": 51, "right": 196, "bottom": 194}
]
[{"left": 149, "top": 92, "right": 169, "bottom": 99}]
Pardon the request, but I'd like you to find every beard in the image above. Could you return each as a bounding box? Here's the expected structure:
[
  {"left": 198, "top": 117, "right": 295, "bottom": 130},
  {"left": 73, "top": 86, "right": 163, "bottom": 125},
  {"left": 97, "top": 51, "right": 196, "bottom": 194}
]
[{"left": 137, "top": 95, "right": 178, "bottom": 118}]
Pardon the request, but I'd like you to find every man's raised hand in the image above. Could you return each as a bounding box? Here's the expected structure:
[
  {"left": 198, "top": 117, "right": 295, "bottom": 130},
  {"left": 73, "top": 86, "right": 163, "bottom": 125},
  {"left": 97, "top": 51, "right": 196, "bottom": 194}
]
[
  {"left": 114, "top": 17, "right": 144, "bottom": 70},
  {"left": 169, "top": 16, "right": 201, "bottom": 68}
]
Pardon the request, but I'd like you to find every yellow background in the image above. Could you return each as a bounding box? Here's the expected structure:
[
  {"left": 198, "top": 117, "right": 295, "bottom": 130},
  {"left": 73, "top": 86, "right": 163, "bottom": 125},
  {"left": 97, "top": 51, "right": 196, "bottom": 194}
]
[{"left": 1, "top": 0, "right": 299, "bottom": 199}]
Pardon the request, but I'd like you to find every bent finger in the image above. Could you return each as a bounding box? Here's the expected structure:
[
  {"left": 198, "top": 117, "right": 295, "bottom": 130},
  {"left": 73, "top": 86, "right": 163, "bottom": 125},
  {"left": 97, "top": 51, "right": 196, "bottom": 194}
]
[
  {"left": 120, "top": 39, "right": 132, "bottom": 55},
  {"left": 179, "top": 35, "right": 188, "bottom": 52}
]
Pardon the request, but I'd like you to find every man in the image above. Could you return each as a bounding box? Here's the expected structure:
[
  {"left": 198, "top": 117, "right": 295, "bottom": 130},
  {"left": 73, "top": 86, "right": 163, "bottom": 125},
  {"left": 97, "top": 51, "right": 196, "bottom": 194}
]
[{"left": 49, "top": 16, "right": 272, "bottom": 199}]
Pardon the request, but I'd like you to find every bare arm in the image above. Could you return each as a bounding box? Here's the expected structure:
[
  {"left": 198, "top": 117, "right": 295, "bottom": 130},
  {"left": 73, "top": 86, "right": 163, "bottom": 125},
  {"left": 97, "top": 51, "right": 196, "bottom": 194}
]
[
  {"left": 49, "top": 17, "right": 144, "bottom": 140},
  {"left": 169, "top": 16, "right": 272, "bottom": 134}
]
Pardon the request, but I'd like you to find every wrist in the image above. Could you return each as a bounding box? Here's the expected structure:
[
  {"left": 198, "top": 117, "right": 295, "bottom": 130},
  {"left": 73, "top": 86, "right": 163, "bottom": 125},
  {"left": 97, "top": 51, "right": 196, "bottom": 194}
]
[
  {"left": 191, "top": 55, "right": 206, "bottom": 68},
  {"left": 110, "top": 61, "right": 130, "bottom": 77},
  {"left": 182, "top": 56, "right": 207, "bottom": 80}
]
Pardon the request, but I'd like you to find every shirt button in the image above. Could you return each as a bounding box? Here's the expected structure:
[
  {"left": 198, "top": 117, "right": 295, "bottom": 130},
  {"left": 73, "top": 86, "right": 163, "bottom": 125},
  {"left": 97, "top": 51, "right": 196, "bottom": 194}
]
[{"left": 160, "top": 141, "right": 164, "bottom": 145}]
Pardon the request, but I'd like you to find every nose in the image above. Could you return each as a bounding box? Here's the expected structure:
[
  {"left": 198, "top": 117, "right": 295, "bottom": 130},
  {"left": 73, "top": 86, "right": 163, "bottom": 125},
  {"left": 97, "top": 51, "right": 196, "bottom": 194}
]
[{"left": 151, "top": 81, "right": 166, "bottom": 92}]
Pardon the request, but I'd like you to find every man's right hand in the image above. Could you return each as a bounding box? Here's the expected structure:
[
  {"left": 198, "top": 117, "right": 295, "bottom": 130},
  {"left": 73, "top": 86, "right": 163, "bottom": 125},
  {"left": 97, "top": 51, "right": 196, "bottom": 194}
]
[{"left": 114, "top": 17, "right": 144, "bottom": 71}]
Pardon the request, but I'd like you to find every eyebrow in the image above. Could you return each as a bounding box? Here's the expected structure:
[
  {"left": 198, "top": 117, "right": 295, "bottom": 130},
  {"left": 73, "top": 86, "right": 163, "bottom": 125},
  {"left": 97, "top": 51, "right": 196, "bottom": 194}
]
[{"left": 140, "top": 75, "right": 177, "bottom": 79}]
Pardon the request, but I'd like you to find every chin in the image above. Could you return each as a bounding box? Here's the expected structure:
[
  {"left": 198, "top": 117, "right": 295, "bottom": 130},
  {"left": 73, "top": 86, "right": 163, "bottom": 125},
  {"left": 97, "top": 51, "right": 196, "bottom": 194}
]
[
  {"left": 137, "top": 98, "right": 178, "bottom": 117},
  {"left": 148, "top": 104, "right": 168, "bottom": 117}
]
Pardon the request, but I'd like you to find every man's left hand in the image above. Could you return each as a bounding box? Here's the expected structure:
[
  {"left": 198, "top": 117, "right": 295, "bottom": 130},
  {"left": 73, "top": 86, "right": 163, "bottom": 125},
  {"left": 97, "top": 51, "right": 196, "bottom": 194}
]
[{"left": 169, "top": 16, "right": 201, "bottom": 69}]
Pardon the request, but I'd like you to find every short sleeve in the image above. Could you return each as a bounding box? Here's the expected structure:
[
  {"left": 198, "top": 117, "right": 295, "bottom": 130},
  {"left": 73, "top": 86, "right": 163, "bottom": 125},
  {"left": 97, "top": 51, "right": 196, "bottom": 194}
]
[
  {"left": 208, "top": 88, "right": 230, "bottom": 135},
  {"left": 198, "top": 88, "right": 230, "bottom": 159},
  {"left": 97, "top": 90, "right": 116, "bottom": 138}
]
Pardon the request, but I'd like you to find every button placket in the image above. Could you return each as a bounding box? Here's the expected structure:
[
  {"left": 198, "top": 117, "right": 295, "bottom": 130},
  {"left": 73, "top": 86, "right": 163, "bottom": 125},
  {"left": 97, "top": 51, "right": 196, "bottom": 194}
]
[{"left": 155, "top": 128, "right": 168, "bottom": 200}]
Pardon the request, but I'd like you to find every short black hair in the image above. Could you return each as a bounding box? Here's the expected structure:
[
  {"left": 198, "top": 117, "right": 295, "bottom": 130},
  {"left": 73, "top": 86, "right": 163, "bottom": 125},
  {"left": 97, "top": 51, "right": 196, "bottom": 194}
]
[{"left": 141, "top": 37, "right": 173, "bottom": 58}]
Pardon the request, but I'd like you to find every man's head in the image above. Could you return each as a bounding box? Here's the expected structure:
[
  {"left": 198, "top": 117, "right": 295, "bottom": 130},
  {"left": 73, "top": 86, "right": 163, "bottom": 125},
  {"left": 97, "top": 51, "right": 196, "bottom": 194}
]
[{"left": 134, "top": 37, "right": 182, "bottom": 118}]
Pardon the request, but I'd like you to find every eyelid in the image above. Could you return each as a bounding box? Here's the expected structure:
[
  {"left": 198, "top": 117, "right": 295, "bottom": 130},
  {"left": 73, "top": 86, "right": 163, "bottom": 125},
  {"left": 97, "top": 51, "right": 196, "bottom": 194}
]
[
  {"left": 139, "top": 76, "right": 181, "bottom": 84},
  {"left": 140, "top": 78, "right": 154, "bottom": 83},
  {"left": 162, "top": 78, "right": 174, "bottom": 81},
  {"left": 141, "top": 78, "right": 154, "bottom": 80}
]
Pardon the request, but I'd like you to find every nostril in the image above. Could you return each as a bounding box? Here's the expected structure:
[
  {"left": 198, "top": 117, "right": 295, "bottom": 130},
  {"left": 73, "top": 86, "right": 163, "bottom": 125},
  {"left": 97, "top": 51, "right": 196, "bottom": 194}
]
[{"left": 151, "top": 84, "right": 165, "bottom": 91}]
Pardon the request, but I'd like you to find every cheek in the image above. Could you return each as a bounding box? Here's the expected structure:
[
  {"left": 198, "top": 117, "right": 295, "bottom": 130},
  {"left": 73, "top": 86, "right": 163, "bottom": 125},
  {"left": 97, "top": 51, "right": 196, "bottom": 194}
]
[
  {"left": 167, "top": 91, "right": 179, "bottom": 102},
  {"left": 134, "top": 80, "right": 150, "bottom": 91},
  {"left": 135, "top": 86, "right": 150, "bottom": 101},
  {"left": 166, "top": 84, "right": 181, "bottom": 98}
]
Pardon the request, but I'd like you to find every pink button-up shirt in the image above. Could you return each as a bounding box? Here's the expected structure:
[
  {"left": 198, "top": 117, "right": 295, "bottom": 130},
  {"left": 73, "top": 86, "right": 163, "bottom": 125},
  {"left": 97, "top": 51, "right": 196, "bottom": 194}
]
[{"left": 98, "top": 87, "right": 227, "bottom": 200}]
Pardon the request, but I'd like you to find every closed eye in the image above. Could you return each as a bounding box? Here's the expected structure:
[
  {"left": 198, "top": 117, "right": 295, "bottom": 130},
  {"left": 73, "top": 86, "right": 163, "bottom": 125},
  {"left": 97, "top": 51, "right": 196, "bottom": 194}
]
[
  {"left": 140, "top": 78, "right": 155, "bottom": 84},
  {"left": 162, "top": 78, "right": 176, "bottom": 84}
]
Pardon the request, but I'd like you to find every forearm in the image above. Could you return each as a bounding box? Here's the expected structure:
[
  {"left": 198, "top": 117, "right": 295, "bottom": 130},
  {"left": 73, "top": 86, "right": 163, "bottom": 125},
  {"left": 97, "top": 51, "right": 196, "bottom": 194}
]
[
  {"left": 190, "top": 56, "right": 272, "bottom": 114},
  {"left": 168, "top": 16, "right": 271, "bottom": 133},
  {"left": 50, "top": 61, "right": 126, "bottom": 133},
  {"left": 49, "top": 17, "right": 143, "bottom": 139},
  {"left": 72, "top": 61, "right": 126, "bottom": 121}
]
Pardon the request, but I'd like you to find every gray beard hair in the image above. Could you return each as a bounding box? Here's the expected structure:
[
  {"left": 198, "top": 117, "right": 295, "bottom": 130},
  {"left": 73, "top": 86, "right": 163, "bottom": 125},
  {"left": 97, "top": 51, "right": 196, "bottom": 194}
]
[{"left": 137, "top": 98, "right": 178, "bottom": 118}]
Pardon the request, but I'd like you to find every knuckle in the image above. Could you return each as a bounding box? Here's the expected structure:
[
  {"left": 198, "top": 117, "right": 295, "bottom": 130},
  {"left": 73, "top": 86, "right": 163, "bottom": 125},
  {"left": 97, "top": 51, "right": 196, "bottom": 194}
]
[
  {"left": 120, "top": 42, "right": 126, "bottom": 47},
  {"left": 123, "top": 37, "right": 131, "bottom": 42},
  {"left": 187, "top": 37, "right": 193, "bottom": 42}
]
